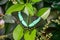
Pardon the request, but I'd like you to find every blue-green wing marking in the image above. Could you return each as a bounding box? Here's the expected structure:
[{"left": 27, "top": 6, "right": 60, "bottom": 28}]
[
  {"left": 18, "top": 12, "right": 23, "bottom": 21},
  {"left": 22, "top": 21, "right": 28, "bottom": 27},
  {"left": 29, "top": 17, "right": 41, "bottom": 27},
  {"left": 18, "top": 12, "right": 28, "bottom": 27}
]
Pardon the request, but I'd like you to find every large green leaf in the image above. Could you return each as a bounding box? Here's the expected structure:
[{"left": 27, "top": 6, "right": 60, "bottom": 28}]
[
  {"left": 36, "top": 8, "right": 51, "bottom": 20},
  {"left": 31, "top": 0, "right": 42, "bottom": 3},
  {"left": 25, "top": 3, "right": 34, "bottom": 16},
  {"left": 24, "top": 29, "right": 36, "bottom": 40},
  {"left": 13, "top": 24, "right": 24, "bottom": 40},
  {"left": 6, "top": 4, "right": 24, "bottom": 14}
]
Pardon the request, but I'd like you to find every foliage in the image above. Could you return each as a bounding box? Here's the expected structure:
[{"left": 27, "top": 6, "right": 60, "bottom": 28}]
[
  {"left": 24, "top": 29, "right": 36, "bottom": 40},
  {"left": 6, "top": 4, "right": 24, "bottom": 14},
  {"left": 0, "top": 0, "right": 60, "bottom": 40},
  {"left": 13, "top": 25, "right": 24, "bottom": 40}
]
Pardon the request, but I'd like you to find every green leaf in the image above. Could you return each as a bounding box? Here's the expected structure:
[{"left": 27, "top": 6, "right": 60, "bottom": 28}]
[
  {"left": 36, "top": 8, "right": 48, "bottom": 16},
  {"left": 24, "top": 29, "right": 36, "bottom": 40},
  {"left": 6, "top": 4, "right": 24, "bottom": 14},
  {"left": 31, "top": 0, "right": 42, "bottom": 3},
  {"left": 23, "top": 7, "right": 29, "bottom": 16},
  {"left": 24, "top": 30, "right": 30, "bottom": 40},
  {"left": 25, "top": 3, "right": 34, "bottom": 16},
  {"left": 13, "top": 24, "right": 24, "bottom": 40},
  {"left": 30, "top": 29, "right": 37, "bottom": 40},
  {"left": 36, "top": 8, "right": 51, "bottom": 20}
]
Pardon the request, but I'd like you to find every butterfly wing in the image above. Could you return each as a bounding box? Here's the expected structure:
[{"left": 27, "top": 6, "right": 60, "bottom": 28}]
[
  {"left": 29, "top": 17, "right": 41, "bottom": 27},
  {"left": 3, "top": 15, "right": 15, "bottom": 23},
  {"left": 18, "top": 12, "right": 28, "bottom": 27}
]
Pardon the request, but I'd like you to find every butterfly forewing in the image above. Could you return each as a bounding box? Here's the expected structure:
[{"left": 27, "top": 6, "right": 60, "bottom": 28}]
[{"left": 3, "top": 15, "right": 15, "bottom": 23}]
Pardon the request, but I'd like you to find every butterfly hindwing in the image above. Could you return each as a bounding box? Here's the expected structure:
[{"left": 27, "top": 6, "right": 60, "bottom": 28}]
[{"left": 29, "top": 17, "right": 41, "bottom": 27}]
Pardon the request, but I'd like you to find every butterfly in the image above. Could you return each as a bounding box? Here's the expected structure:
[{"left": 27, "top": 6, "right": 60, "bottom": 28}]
[
  {"left": 18, "top": 8, "right": 51, "bottom": 28},
  {"left": 18, "top": 12, "right": 41, "bottom": 28}
]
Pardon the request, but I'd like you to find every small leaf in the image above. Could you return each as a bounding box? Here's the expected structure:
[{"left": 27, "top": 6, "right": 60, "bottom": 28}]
[
  {"left": 25, "top": 3, "right": 34, "bottom": 16},
  {"left": 24, "top": 29, "right": 36, "bottom": 40},
  {"left": 0, "top": 0, "right": 8, "bottom": 5},
  {"left": 41, "top": 8, "right": 51, "bottom": 20},
  {"left": 23, "top": 7, "right": 29, "bottom": 16},
  {"left": 6, "top": 4, "right": 24, "bottom": 14},
  {"left": 36, "top": 8, "right": 48, "bottom": 16},
  {"left": 13, "top": 24, "right": 24, "bottom": 40},
  {"left": 36, "top": 8, "right": 51, "bottom": 20},
  {"left": 30, "top": 29, "right": 37, "bottom": 40},
  {"left": 24, "top": 30, "right": 30, "bottom": 40},
  {"left": 3, "top": 15, "right": 15, "bottom": 23},
  {"left": 31, "top": 0, "right": 42, "bottom": 3},
  {"left": 17, "top": 0, "right": 24, "bottom": 4}
]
